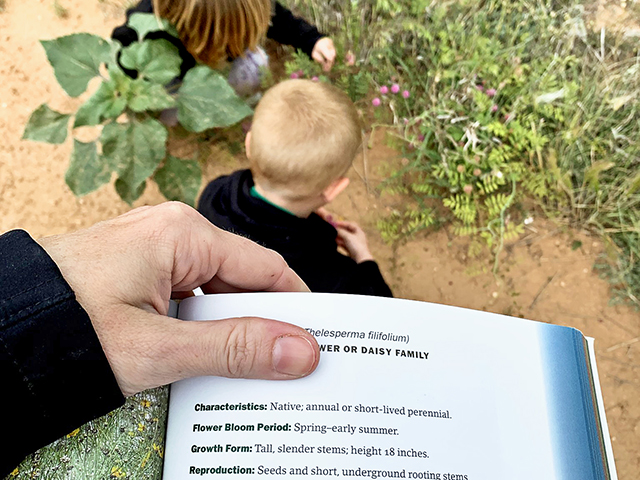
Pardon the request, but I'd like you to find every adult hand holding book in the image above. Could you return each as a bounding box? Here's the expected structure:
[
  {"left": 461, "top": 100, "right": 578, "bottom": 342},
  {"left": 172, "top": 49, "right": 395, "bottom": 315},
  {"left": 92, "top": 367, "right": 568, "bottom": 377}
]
[
  {"left": 38, "top": 202, "right": 320, "bottom": 395},
  {"left": 1, "top": 202, "right": 319, "bottom": 477}
]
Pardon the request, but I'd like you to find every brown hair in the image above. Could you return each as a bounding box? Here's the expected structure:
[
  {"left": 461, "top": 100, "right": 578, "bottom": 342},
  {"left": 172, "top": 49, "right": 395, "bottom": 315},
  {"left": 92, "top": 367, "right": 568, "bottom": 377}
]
[
  {"left": 250, "top": 79, "right": 362, "bottom": 198},
  {"left": 153, "top": 0, "right": 271, "bottom": 67}
]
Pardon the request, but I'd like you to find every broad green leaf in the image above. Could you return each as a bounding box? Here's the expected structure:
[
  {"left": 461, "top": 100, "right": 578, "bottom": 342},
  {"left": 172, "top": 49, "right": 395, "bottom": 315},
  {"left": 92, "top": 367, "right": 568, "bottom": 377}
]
[
  {"left": 100, "top": 118, "right": 167, "bottom": 189},
  {"left": 115, "top": 177, "right": 147, "bottom": 205},
  {"left": 22, "top": 104, "right": 70, "bottom": 144},
  {"left": 119, "top": 39, "right": 182, "bottom": 85},
  {"left": 41, "top": 34, "right": 111, "bottom": 97},
  {"left": 128, "top": 79, "right": 176, "bottom": 112},
  {"left": 65, "top": 140, "right": 111, "bottom": 196},
  {"left": 128, "top": 12, "right": 179, "bottom": 40},
  {"left": 74, "top": 79, "right": 127, "bottom": 128},
  {"left": 176, "top": 66, "right": 252, "bottom": 132},
  {"left": 154, "top": 155, "right": 201, "bottom": 206}
]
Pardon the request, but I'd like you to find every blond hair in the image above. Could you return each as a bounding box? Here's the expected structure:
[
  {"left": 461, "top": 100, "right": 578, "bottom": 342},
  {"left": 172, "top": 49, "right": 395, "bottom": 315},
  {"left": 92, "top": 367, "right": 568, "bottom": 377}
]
[
  {"left": 153, "top": 0, "right": 271, "bottom": 67},
  {"left": 250, "top": 79, "right": 361, "bottom": 198}
]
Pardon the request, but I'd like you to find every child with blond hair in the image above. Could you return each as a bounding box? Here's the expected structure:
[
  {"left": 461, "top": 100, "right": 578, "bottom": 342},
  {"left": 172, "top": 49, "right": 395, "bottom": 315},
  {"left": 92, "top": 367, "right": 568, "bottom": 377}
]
[
  {"left": 112, "top": 0, "right": 336, "bottom": 94},
  {"left": 197, "top": 79, "right": 392, "bottom": 296}
]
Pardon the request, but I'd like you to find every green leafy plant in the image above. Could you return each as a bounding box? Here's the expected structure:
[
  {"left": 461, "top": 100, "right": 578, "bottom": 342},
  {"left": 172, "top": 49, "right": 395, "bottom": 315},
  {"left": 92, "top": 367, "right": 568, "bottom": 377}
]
[{"left": 23, "top": 13, "right": 252, "bottom": 205}]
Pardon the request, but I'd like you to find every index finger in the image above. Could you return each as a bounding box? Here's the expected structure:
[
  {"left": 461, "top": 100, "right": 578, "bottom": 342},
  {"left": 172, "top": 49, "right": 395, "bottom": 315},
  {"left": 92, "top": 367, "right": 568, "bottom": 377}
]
[{"left": 201, "top": 228, "right": 309, "bottom": 294}]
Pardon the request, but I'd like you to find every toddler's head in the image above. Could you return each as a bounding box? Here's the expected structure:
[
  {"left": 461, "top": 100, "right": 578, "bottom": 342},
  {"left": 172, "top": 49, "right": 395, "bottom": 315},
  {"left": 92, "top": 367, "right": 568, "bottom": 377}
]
[
  {"left": 153, "top": 0, "right": 271, "bottom": 67},
  {"left": 248, "top": 79, "right": 361, "bottom": 201}
]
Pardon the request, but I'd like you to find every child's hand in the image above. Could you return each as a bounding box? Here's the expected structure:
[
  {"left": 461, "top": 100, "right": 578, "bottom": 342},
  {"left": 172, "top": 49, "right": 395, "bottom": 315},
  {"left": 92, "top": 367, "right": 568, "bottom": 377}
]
[
  {"left": 315, "top": 207, "right": 336, "bottom": 226},
  {"left": 312, "top": 37, "right": 336, "bottom": 72},
  {"left": 334, "top": 220, "right": 374, "bottom": 264}
]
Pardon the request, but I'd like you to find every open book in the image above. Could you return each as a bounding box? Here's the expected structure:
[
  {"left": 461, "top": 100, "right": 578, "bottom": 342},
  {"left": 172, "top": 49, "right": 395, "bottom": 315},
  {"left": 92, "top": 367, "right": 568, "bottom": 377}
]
[{"left": 163, "top": 293, "right": 617, "bottom": 480}]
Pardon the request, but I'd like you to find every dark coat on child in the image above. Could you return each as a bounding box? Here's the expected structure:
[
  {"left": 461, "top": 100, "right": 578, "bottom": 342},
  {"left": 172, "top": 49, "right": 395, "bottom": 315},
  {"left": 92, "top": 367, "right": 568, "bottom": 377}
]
[
  {"left": 197, "top": 170, "right": 393, "bottom": 298},
  {"left": 112, "top": 0, "right": 324, "bottom": 79}
]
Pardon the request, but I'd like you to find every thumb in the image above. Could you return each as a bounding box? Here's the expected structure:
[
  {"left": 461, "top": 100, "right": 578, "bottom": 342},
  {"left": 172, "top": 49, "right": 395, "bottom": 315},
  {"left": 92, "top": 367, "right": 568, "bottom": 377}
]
[
  {"left": 175, "top": 316, "right": 320, "bottom": 380},
  {"left": 99, "top": 306, "right": 320, "bottom": 396}
]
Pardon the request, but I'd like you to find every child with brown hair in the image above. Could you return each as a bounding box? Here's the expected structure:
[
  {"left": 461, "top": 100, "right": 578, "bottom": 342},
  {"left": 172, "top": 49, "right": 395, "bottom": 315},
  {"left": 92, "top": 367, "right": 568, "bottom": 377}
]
[
  {"left": 112, "top": 0, "right": 336, "bottom": 90},
  {"left": 197, "top": 79, "right": 392, "bottom": 297}
]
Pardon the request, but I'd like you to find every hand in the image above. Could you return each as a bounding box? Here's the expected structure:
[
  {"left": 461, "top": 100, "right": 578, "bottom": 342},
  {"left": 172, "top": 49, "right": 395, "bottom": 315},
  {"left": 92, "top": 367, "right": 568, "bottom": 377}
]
[
  {"left": 311, "top": 37, "right": 336, "bottom": 72},
  {"left": 334, "top": 220, "right": 374, "bottom": 263},
  {"left": 38, "top": 203, "right": 319, "bottom": 397},
  {"left": 315, "top": 207, "right": 336, "bottom": 226}
]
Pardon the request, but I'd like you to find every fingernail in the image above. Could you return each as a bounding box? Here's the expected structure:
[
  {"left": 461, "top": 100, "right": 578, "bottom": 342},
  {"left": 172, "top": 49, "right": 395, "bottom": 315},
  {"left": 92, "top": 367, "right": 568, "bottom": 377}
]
[{"left": 273, "top": 335, "right": 317, "bottom": 377}]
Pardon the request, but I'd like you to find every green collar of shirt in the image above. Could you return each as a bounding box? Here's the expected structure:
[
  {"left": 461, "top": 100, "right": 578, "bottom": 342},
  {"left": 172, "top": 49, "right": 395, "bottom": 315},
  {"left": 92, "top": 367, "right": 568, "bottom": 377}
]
[{"left": 250, "top": 186, "right": 295, "bottom": 216}]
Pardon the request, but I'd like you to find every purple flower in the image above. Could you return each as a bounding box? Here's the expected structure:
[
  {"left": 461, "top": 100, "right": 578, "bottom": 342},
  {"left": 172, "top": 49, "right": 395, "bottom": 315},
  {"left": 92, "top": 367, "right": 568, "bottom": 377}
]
[
  {"left": 311, "top": 76, "right": 319, "bottom": 82},
  {"left": 372, "top": 97, "right": 381, "bottom": 107},
  {"left": 380, "top": 85, "right": 389, "bottom": 95},
  {"left": 491, "top": 104, "right": 498, "bottom": 112},
  {"left": 418, "top": 134, "right": 425, "bottom": 142},
  {"left": 402, "top": 90, "right": 410, "bottom": 99},
  {"left": 290, "top": 72, "right": 299, "bottom": 79},
  {"left": 297, "top": 70, "right": 304, "bottom": 77},
  {"left": 486, "top": 88, "right": 497, "bottom": 97},
  {"left": 391, "top": 83, "right": 400, "bottom": 94},
  {"left": 475, "top": 85, "right": 484, "bottom": 91}
]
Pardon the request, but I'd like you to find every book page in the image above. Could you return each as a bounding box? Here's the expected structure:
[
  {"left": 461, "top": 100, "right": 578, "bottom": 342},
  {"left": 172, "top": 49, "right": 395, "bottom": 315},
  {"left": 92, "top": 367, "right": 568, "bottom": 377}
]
[{"left": 163, "top": 293, "right": 606, "bottom": 480}]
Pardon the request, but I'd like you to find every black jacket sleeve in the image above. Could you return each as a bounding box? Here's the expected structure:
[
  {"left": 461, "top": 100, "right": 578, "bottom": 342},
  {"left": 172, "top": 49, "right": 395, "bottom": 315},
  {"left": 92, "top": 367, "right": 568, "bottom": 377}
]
[
  {"left": 268, "top": 2, "right": 324, "bottom": 58},
  {"left": 0, "top": 230, "right": 125, "bottom": 477}
]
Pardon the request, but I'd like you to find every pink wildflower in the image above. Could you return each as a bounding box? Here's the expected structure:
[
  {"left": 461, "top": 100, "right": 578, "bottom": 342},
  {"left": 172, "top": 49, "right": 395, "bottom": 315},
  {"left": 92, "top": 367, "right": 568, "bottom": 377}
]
[
  {"left": 402, "top": 90, "right": 410, "bottom": 99},
  {"left": 418, "top": 134, "right": 425, "bottom": 142},
  {"left": 457, "top": 165, "right": 465, "bottom": 173},
  {"left": 463, "top": 184, "right": 473, "bottom": 195},
  {"left": 345, "top": 51, "right": 356, "bottom": 66},
  {"left": 290, "top": 72, "right": 299, "bottom": 79},
  {"left": 473, "top": 168, "right": 482, "bottom": 176},
  {"left": 486, "top": 88, "right": 497, "bottom": 97},
  {"left": 391, "top": 84, "right": 400, "bottom": 94},
  {"left": 380, "top": 85, "right": 389, "bottom": 95},
  {"left": 372, "top": 97, "right": 381, "bottom": 107},
  {"left": 311, "top": 76, "right": 319, "bottom": 82},
  {"left": 491, "top": 104, "right": 498, "bottom": 112},
  {"left": 475, "top": 85, "right": 484, "bottom": 91},
  {"left": 297, "top": 70, "right": 304, "bottom": 77}
]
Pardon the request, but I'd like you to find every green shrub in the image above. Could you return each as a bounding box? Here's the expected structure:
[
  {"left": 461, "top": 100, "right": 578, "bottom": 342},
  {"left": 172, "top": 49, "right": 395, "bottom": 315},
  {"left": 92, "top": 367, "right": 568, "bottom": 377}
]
[{"left": 289, "top": 0, "right": 639, "bottom": 305}]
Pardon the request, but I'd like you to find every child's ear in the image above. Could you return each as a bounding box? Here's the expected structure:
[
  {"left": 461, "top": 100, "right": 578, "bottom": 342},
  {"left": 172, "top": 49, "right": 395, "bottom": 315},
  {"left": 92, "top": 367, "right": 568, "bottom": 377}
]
[
  {"left": 245, "top": 131, "right": 252, "bottom": 159},
  {"left": 323, "top": 177, "right": 350, "bottom": 202}
]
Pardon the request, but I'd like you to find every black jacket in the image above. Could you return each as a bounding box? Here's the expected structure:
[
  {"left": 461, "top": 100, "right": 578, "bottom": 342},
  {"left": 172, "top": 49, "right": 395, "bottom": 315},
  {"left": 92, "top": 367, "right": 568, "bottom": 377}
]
[
  {"left": 0, "top": 230, "right": 125, "bottom": 477},
  {"left": 197, "top": 170, "right": 393, "bottom": 297},
  {"left": 112, "top": 0, "right": 324, "bottom": 79}
]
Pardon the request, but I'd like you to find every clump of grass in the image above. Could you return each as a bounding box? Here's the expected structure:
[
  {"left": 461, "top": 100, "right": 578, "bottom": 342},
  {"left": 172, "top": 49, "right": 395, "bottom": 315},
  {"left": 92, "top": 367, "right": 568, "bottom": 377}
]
[{"left": 290, "top": 0, "right": 640, "bottom": 307}]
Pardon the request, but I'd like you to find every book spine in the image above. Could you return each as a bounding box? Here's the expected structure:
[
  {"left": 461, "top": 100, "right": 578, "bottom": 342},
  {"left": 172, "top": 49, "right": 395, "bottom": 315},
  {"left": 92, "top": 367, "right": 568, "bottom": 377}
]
[{"left": 539, "top": 325, "right": 609, "bottom": 480}]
